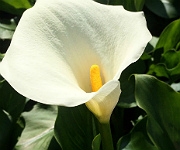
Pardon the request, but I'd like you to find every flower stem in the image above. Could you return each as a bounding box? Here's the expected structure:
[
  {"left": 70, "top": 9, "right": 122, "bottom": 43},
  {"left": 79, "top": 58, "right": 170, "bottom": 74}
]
[{"left": 98, "top": 121, "right": 114, "bottom": 150}]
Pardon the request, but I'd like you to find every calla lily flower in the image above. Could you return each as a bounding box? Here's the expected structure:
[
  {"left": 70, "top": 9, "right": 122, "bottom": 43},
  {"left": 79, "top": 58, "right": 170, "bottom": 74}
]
[{"left": 0, "top": 0, "right": 151, "bottom": 122}]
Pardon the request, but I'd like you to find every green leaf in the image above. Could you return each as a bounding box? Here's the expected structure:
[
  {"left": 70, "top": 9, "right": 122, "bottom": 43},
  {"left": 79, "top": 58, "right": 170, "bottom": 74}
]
[
  {"left": 171, "top": 82, "right": 180, "bottom": 92},
  {"left": 133, "top": 0, "right": 145, "bottom": 11},
  {"left": 161, "top": 50, "right": 180, "bottom": 69},
  {"left": 94, "top": 0, "right": 109, "bottom": 4},
  {"left": 145, "top": 36, "right": 159, "bottom": 52},
  {"left": 0, "top": 80, "right": 26, "bottom": 121},
  {"left": 176, "top": 41, "right": 180, "bottom": 50},
  {"left": 0, "top": 80, "right": 25, "bottom": 149},
  {"left": 148, "top": 63, "right": 169, "bottom": 78},
  {"left": 148, "top": 50, "right": 180, "bottom": 82},
  {"left": 117, "top": 117, "right": 158, "bottom": 150},
  {"left": 0, "top": 109, "right": 12, "bottom": 150},
  {"left": 54, "top": 104, "right": 95, "bottom": 150},
  {"left": 0, "top": 20, "right": 16, "bottom": 31},
  {"left": 95, "top": 0, "right": 145, "bottom": 11},
  {"left": 0, "top": 20, "right": 16, "bottom": 39},
  {"left": 134, "top": 74, "right": 180, "bottom": 150},
  {"left": 92, "top": 134, "right": 101, "bottom": 150},
  {"left": 109, "top": 0, "right": 145, "bottom": 11},
  {"left": 15, "top": 104, "right": 59, "bottom": 150},
  {"left": 156, "top": 18, "right": 180, "bottom": 52},
  {"left": 0, "top": 27, "right": 14, "bottom": 39},
  {"left": 0, "top": 0, "right": 32, "bottom": 15},
  {"left": 118, "top": 59, "right": 146, "bottom": 108},
  {"left": 145, "top": 0, "right": 180, "bottom": 18}
]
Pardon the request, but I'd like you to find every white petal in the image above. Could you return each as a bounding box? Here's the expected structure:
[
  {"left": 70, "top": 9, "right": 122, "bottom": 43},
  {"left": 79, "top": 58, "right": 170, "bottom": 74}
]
[
  {"left": 0, "top": 0, "right": 151, "bottom": 106},
  {"left": 112, "top": 12, "right": 152, "bottom": 80},
  {"left": 86, "top": 80, "right": 121, "bottom": 123}
]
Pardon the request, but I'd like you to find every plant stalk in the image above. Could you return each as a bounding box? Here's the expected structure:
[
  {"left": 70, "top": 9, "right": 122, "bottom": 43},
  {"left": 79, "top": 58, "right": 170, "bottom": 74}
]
[{"left": 98, "top": 121, "right": 114, "bottom": 150}]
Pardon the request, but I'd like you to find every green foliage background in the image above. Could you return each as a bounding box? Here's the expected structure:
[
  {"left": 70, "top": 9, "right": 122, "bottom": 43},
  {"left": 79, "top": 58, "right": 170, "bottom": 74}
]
[{"left": 0, "top": 0, "right": 180, "bottom": 150}]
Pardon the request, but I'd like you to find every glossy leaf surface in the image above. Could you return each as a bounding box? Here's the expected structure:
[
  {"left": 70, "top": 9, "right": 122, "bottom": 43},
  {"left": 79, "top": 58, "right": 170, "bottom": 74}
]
[
  {"left": 145, "top": 0, "right": 180, "bottom": 18},
  {"left": 109, "top": 0, "right": 145, "bottom": 11},
  {"left": 117, "top": 117, "right": 158, "bottom": 150},
  {"left": 0, "top": 0, "right": 32, "bottom": 15},
  {"left": 54, "top": 105, "right": 95, "bottom": 150},
  {"left": 0, "top": 80, "right": 26, "bottom": 121},
  {"left": 15, "top": 104, "right": 59, "bottom": 150},
  {"left": 135, "top": 74, "right": 180, "bottom": 150},
  {"left": 156, "top": 19, "right": 180, "bottom": 52}
]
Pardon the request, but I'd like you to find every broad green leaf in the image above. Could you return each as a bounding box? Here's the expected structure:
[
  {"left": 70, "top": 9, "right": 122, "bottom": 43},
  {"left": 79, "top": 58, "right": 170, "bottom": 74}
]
[
  {"left": 54, "top": 104, "right": 95, "bottom": 150},
  {"left": 133, "top": 0, "right": 145, "bottom": 11},
  {"left": 161, "top": 50, "right": 180, "bottom": 69},
  {"left": 92, "top": 134, "right": 101, "bottom": 150},
  {"left": 148, "top": 36, "right": 159, "bottom": 50},
  {"left": 94, "top": 0, "right": 109, "bottom": 4},
  {"left": 0, "top": 20, "right": 16, "bottom": 30},
  {"left": 148, "top": 50, "right": 180, "bottom": 82},
  {"left": 143, "top": 36, "right": 159, "bottom": 55},
  {"left": 171, "top": 82, "right": 180, "bottom": 92},
  {"left": 0, "top": 79, "right": 25, "bottom": 149},
  {"left": 0, "top": 28, "right": 14, "bottom": 39},
  {"left": 109, "top": 0, "right": 121, "bottom": 5},
  {"left": 0, "top": 109, "right": 12, "bottom": 150},
  {"left": 0, "top": 0, "right": 32, "bottom": 15},
  {"left": 109, "top": 0, "right": 145, "bottom": 11},
  {"left": 134, "top": 74, "right": 180, "bottom": 150},
  {"left": 156, "top": 19, "right": 180, "bottom": 52},
  {"left": 176, "top": 41, "right": 180, "bottom": 50},
  {"left": 118, "top": 59, "right": 146, "bottom": 108},
  {"left": 15, "top": 104, "right": 59, "bottom": 150},
  {"left": 145, "top": 0, "right": 180, "bottom": 18},
  {"left": 148, "top": 64, "right": 169, "bottom": 78},
  {"left": 11, "top": 117, "right": 25, "bottom": 149},
  {"left": 0, "top": 80, "right": 26, "bottom": 121},
  {"left": 95, "top": 0, "right": 145, "bottom": 11},
  {"left": 117, "top": 117, "right": 158, "bottom": 150},
  {"left": 0, "top": 20, "right": 16, "bottom": 39}
]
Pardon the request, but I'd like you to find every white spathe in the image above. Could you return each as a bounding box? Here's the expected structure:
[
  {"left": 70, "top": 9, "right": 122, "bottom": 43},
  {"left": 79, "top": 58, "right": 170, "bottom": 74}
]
[{"left": 0, "top": 0, "right": 151, "bottom": 122}]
